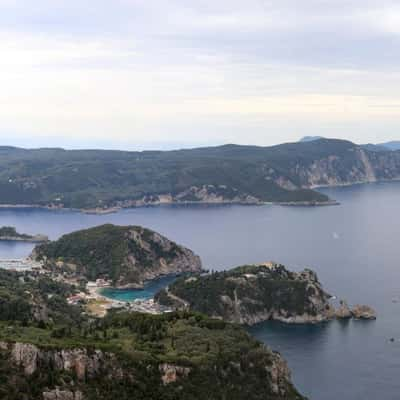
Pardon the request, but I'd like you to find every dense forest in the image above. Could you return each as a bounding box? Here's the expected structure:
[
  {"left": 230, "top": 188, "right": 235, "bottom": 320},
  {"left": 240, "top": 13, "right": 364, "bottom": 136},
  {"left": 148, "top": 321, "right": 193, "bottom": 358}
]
[
  {"left": 156, "top": 263, "right": 331, "bottom": 324},
  {"left": 33, "top": 224, "right": 202, "bottom": 285},
  {"left": 1, "top": 138, "right": 399, "bottom": 208},
  {"left": 0, "top": 270, "right": 304, "bottom": 400}
]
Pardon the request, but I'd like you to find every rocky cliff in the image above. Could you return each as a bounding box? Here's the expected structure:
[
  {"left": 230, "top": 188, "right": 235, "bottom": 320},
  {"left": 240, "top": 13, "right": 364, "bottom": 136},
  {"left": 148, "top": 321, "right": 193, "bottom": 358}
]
[
  {"left": 157, "top": 262, "right": 376, "bottom": 325},
  {"left": 0, "top": 311, "right": 306, "bottom": 400},
  {"left": 156, "top": 263, "right": 335, "bottom": 325},
  {"left": 32, "top": 224, "right": 202, "bottom": 287},
  {"left": 292, "top": 146, "right": 400, "bottom": 189},
  {"left": 2, "top": 139, "right": 400, "bottom": 208}
]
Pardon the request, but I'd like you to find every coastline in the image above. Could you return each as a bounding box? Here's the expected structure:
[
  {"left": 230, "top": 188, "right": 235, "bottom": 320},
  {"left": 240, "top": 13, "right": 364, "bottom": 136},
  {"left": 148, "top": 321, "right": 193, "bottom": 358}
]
[
  {"left": 0, "top": 236, "right": 48, "bottom": 243},
  {"left": 5, "top": 178, "right": 400, "bottom": 213},
  {"left": 0, "top": 198, "right": 339, "bottom": 214}
]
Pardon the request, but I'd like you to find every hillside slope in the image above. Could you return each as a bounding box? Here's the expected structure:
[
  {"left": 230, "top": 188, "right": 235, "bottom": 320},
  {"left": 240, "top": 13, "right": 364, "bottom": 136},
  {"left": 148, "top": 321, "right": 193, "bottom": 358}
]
[
  {"left": 1, "top": 139, "right": 400, "bottom": 208},
  {"left": 156, "top": 263, "right": 334, "bottom": 324},
  {"left": 32, "top": 224, "right": 202, "bottom": 287},
  {"left": 0, "top": 270, "right": 306, "bottom": 400}
]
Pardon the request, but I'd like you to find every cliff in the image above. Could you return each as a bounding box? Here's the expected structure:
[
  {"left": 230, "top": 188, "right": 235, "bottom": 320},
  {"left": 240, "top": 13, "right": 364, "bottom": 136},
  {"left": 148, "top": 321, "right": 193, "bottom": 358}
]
[
  {"left": 1, "top": 139, "right": 400, "bottom": 208},
  {"left": 156, "top": 263, "right": 335, "bottom": 325},
  {"left": 0, "top": 311, "right": 306, "bottom": 400},
  {"left": 32, "top": 224, "right": 202, "bottom": 287},
  {"left": 157, "top": 263, "right": 377, "bottom": 325}
]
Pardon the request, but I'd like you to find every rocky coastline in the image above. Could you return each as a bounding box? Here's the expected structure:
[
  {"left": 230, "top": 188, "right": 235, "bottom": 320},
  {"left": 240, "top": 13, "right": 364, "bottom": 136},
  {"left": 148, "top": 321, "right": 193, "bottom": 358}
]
[{"left": 156, "top": 262, "right": 376, "bottom": 325}]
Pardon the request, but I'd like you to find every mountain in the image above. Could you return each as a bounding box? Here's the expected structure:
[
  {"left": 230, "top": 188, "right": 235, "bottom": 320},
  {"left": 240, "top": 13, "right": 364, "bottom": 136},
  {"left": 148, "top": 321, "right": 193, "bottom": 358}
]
[
  {"left": 0, "top": 269, "right": 305, "bottom": 400},
  {"left": 380, "top": 141, "right": 400, "bottom": 151},
  {"left": 32, "top": 224, "right": 202, "bottom": 287},
  {"left": 156, "top": 262, "right": 375, "bottom": 325},
  {"left": 361, "top": 143, "right": 389, "bottom": 152},
  {"left": 299, "top": 137, "right": 400, "bottom": 152},
  {"left": 1, "top": 139, "right": 400, "bottom": 208},
  {"left": 299, "top": 136, "right": 325, "bottom": 142}
]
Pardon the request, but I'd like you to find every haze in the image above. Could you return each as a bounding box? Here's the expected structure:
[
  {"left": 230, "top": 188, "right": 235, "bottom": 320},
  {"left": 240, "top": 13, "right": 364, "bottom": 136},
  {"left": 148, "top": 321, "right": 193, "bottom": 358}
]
[{"left": 1, "top": 0, "right": 400, "bottom": 150}]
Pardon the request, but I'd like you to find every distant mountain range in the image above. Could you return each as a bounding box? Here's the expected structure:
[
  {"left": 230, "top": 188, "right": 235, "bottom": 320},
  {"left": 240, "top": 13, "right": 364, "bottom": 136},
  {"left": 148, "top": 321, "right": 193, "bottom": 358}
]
[
  {"left": 300, "top": 136, "right": 400, "bottom": 151},
  {"left": 1, "top": 139, "right": 400, "bottom": 208}
]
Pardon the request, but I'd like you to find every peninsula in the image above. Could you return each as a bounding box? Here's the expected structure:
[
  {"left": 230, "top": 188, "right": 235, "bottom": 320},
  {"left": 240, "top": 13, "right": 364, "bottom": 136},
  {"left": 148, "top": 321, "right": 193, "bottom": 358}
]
[
  {"left": 31, "top": 224, "right": 202, "bottom": 287},
  {"left": 156, "top": 262, "right": 376, "bottom": 324},
  {"left": 1, "top": 138, "right": 400, "bottom": 209},
  {"left": 0, "top": 267, "right": 305, "bottom": 400},
  {"left": 0, "top": 226, "right": 48, "bottom": 243}
]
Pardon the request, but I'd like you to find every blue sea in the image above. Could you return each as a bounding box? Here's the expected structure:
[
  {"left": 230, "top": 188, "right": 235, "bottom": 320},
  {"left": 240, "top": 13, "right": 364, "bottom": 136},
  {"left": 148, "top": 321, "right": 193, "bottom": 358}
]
[
  {"left": 1, "top": 181, "right": 400, "bottom": 399},
  {"left": 99, "top": 275, "right": 178, "bottom": 302}
]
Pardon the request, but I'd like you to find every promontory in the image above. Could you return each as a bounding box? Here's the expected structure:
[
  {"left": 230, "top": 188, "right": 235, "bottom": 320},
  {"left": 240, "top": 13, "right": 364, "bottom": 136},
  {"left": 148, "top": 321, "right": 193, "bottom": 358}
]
[
  {"left": 0, "top": 226, "right": 48, "bottom": 243},
  {"left": 31, "top": 224, "right": 202, "bottom": 287},
  {"left": 156, "top": 262, "right": 376, "bottom": 324}
]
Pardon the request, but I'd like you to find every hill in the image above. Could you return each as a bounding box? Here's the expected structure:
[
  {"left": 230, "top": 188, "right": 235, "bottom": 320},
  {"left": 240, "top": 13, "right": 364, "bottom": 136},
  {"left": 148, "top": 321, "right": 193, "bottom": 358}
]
[
  {"left": 156, "top": 263, "right": 333, "bottom": 324},
  {"left": 1, "top": 138, "right": 400, "bottom": 208},
  {"left": 157, "top": 263, "right": 376, "bottom": 325},
  {"left": 32, "top": 224, "right": 202, "bottom": 287},
  {"left": 0, "top": 270, "right": 305, "bottom": 400}
]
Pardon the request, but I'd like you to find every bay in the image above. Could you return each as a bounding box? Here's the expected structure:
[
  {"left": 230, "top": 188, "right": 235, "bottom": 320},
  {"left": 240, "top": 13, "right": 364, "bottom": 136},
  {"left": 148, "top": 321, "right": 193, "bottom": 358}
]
[{"left": 1, "top": 181, "right": 400, "bottom": 399}]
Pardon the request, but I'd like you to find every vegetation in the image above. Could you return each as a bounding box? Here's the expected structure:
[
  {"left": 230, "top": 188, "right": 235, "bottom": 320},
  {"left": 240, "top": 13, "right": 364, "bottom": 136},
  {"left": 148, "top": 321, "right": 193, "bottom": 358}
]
[
  {"left": 0, "top": 226, "right": 31, "bottom": 239},
  {"left": 33, "top": 224, "right": 200, "bottom": 285},
  {"left": 0, "top": 269, "right": 81, "bottom": 325},
  {"left": 0, "top": 270, "right": 304, "bottom": 399},
  {"left": 157, "top": 264, "right": 330, "bottom": 323},
  {"left": 0, "top": 139, "right": 378, "bottom": 208}
]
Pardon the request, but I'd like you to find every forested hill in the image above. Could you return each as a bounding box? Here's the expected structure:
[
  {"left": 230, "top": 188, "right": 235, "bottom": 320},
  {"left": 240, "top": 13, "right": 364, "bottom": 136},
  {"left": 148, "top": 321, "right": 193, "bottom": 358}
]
[
  {"left": 0, "top": 269, "right": 305, "bottom": 400},
  {"left": 1, "top": 139, "right": 400, "bottom": 208},
  {"left": 32, "top": 224, "right": 202, "bottom": 286}
]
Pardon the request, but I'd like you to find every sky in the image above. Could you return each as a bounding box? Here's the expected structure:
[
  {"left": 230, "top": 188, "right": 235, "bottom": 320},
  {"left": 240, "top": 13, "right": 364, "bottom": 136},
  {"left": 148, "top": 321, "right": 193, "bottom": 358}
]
[{"left": 0, "top": 0, "right": 400, "bottom": 150}]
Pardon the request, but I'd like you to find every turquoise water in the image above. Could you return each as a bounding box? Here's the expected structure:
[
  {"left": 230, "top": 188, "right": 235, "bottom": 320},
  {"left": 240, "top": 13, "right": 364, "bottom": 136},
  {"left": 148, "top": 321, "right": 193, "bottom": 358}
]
[
  {"left": 2, "top": 181, "right": 400, "bottom": 399},
  {"left": 99, "top": 275, "right": 178, "bottom": 302}
]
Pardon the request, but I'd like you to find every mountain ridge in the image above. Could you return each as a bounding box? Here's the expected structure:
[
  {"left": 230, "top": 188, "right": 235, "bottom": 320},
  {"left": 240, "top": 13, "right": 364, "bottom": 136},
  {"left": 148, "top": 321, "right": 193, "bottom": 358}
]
[{"left": 0, "top": 138, "right": 400, "bottom": 208}]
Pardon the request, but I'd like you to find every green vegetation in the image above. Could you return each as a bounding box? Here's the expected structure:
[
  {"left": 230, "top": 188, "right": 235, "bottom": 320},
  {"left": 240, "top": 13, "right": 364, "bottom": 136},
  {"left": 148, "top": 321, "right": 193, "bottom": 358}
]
[
  {"left": 0, "top": 139, "right": 379, "bottom": 208},
  {"left": 0, "top": 226, "right": 31, "bottom": 239},
  {"left": 33, "top": 224, "right": 201, "bottom": 285},
  {"left": 0, "top": 269, "right": 81, "bottom": 325},
  {"left": 0, "top": 270, "right": 304, "bottom": 400},
  {"left": 157, "top": 264, "right": 330, "bottom": 323},
  {"left": 0, "top": 311, "right": 304, "bottom": 400}
]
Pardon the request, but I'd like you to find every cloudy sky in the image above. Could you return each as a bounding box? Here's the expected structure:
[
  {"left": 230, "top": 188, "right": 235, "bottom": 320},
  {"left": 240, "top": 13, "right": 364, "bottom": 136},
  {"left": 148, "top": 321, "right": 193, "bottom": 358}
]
[{"left": 1, "top": 0, "right": 400, "bottom": 150}]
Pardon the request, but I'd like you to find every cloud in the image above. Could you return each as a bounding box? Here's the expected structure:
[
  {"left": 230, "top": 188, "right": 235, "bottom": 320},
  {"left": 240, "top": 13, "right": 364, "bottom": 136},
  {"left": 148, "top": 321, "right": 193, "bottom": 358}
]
[{"left": 0, "top": 0, "right": 400, "bottom": 148}]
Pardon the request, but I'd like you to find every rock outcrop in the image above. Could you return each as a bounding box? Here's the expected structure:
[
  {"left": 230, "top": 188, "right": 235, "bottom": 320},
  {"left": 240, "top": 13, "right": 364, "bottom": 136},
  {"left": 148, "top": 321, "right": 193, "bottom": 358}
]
[
  {"left": 6, "top": 341, "right": 121, "bottom": 380},
  {"left": 351, "top": 304, "right": 377, "bottom": 320},
  {"left": 159, "top": 363, "right": 191, "bottom": 385},
  {"left": 43, "top": 389, "right": 84, "bottom": 400},
  {"left": 335, "top": 300, "right": 352, "bottom": 319},
  {"left": 0, "top": 325, "right": 306, "bottom": 400}
]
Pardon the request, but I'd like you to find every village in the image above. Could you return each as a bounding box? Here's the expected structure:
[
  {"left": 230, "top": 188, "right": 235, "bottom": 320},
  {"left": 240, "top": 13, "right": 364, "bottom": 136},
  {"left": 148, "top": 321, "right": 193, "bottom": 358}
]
[{"left": 0, "top": 258, "right": 173, "bottom": 317}]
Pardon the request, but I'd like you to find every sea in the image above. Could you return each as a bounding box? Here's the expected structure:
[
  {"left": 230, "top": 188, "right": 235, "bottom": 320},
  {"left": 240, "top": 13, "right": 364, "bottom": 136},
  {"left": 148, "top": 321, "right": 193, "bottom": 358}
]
[{"left": 1, "top": 181, "right": 400, "bottom": 399}]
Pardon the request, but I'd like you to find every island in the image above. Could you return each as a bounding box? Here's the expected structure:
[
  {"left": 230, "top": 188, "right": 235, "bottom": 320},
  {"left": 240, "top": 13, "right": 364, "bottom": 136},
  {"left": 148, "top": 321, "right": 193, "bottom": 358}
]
[
  {"left": 31, "top": 224, "right": 203, "bottom": 288},
  {"left": 0, "top": 226, "right": 48, "bottom": 243},
  {"left": 156, "top": 262, "right": 376, "bottom": 324},
  {"left": 0, "top": 268, "right": 305, "bottom": 400}
]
